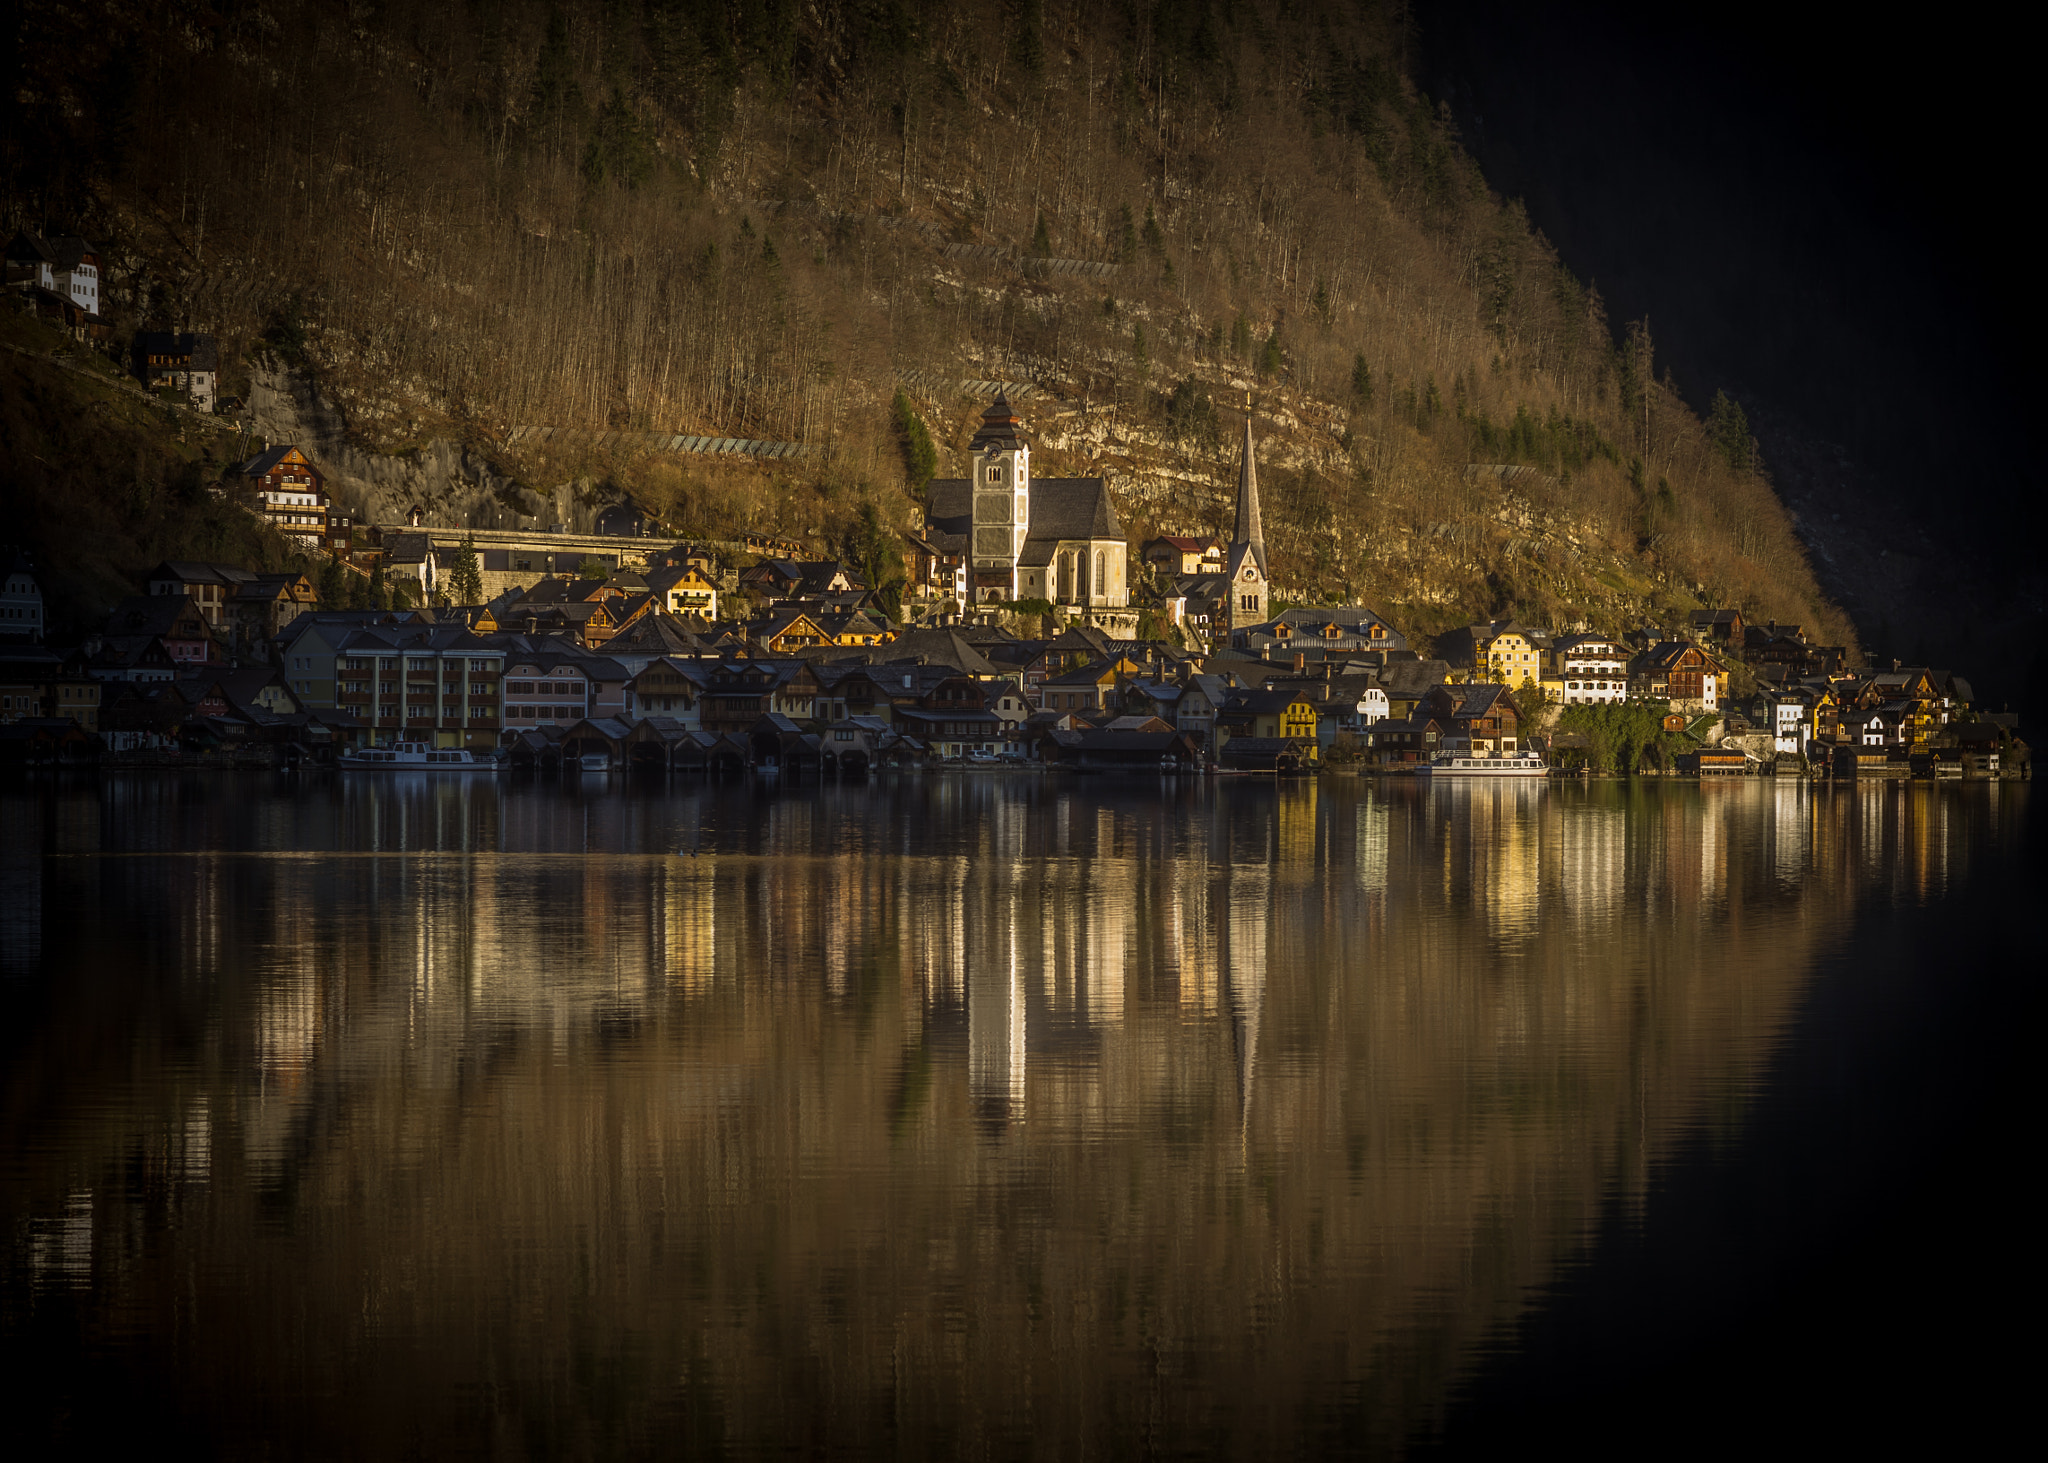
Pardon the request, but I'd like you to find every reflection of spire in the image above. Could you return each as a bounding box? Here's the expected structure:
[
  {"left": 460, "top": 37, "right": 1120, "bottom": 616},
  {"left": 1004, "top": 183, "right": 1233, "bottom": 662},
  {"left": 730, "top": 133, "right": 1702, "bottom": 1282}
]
[{"left": 1224, "top": 864, "right": 1269, "bottom": 1142}]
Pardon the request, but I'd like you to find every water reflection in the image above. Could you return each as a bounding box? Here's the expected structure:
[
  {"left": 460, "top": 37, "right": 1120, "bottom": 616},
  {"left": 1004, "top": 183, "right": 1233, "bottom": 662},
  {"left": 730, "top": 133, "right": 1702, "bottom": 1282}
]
[{"left": 0, "top": 774, "right": 2027, "bottom": 1455}]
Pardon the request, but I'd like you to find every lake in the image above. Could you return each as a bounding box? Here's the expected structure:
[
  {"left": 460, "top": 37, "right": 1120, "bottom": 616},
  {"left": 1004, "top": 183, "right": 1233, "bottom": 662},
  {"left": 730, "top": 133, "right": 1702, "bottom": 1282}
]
[{"left": 0, "top": 773, "right": 2035, "bottom": 1456}]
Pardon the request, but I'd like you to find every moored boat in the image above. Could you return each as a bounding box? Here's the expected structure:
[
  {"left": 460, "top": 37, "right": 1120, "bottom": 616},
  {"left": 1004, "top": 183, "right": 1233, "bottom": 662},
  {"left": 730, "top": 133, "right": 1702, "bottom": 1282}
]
[
  {"left": 339, "top": 741, "right": 503, "bottom": 772},
  {"left": 1419, "top": 751, "right": 1548, "bottom": 777}
]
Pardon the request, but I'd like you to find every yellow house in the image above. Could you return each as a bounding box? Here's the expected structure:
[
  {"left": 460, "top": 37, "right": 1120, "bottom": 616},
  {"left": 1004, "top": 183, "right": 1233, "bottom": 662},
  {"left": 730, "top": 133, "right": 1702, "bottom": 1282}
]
[
  {"left": 1217, "top": 688, "right": 1320, "bottom": 761},
  {"left": 1476, "top": 624, "right": 1545, "bottom": 690}
]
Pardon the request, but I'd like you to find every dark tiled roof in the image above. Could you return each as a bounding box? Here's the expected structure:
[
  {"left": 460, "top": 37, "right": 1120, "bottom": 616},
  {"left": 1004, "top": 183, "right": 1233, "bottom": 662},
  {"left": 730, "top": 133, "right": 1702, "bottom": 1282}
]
[
  {"left": 968, "top": 392, "right": 1023, "bottom": 450},
  {"left": 133, "top": 332, "right": 219, "bottom": 371},
  {"left": 926, "top": 476, "right": 1123, "bottom": 560}
]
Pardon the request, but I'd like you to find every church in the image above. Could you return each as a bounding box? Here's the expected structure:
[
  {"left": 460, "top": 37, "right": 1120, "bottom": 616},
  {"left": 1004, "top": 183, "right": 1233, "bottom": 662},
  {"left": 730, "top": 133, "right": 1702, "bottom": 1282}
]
[
  {"left": 924, "top": 395, "right": 1130, "bottom": 612},
  {"left": 1176, "top": 416, "right": 1271, "bottom": 638}
]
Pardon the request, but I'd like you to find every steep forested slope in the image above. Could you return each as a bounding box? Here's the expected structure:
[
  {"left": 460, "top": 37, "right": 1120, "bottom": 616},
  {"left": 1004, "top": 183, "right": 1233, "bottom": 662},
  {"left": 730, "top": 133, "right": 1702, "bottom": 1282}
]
[{"left": 2, "top": 0, "right": 1852, "bottom": 649}]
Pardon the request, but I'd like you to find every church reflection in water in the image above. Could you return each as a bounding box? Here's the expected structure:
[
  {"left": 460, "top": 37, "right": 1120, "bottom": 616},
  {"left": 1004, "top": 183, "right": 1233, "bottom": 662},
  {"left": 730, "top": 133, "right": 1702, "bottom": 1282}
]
[{"left": 0, "top": 775, "right": 2023, "bottom": 1455}]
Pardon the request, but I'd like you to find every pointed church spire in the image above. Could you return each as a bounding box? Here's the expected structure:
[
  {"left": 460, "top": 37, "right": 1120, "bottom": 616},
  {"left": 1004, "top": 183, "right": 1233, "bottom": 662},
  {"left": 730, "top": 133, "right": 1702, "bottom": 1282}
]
[{"left": 1232, "top": 414, "right": 1266, "bottom": 576}]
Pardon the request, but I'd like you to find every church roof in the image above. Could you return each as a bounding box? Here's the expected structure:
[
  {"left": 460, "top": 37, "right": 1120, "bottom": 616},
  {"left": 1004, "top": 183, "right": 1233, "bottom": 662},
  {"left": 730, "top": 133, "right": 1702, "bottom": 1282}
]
[
  {"left": 968, "top": 391, "right": 1024, "bottom": 451},
  {"left": 924, "top": 476, "right": 1124, "bottom": 560}
]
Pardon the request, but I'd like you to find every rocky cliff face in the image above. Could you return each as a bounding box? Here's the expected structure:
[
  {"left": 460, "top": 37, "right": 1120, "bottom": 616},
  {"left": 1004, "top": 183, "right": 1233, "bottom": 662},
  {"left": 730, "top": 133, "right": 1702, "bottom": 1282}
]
[{"left": 244, "top": 365, "right": 615, "bottom": 535}]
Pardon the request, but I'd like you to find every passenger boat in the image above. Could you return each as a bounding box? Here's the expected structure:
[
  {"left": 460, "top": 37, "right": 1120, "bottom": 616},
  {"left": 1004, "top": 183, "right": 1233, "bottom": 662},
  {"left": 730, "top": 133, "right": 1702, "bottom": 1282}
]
[
  {"left": 1419, "top": 751, "right": 1549, "bottom": 777},
  {"left": 338, "top": 741, "right": 502, "bottom": 772}
]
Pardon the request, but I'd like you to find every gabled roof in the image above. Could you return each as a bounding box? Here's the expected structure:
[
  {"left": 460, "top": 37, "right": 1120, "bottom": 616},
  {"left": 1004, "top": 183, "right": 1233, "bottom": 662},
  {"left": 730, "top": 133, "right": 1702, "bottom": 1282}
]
[
  {"left": 105, "top": 595, "right": 211, "bottom": 638},
  {"left": 235, "top": 445, "right": 314, "bottom": 478},
  {"left": 6, "top": 232, "right": 98, "bottom": 269},
  {"left": 133, "top": 332, "right": 219, "bottom": 371}
]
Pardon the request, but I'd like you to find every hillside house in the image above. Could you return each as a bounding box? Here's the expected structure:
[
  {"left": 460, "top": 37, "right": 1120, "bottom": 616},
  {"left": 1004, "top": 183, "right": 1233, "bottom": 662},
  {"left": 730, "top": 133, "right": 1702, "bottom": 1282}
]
[
  {"left": 234, "top": 447, "right": 330, "bottom": 549},
  {"left": 133, "top": 332, "right": 219, "bottom": 410},
  {"left": 5, "top": 232, "right": 101, "bottom": 321}
]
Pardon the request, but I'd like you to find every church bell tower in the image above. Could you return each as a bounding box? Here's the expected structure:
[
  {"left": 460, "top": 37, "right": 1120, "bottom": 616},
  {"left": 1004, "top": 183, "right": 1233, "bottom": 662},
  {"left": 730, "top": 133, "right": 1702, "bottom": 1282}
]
[{"left": 968, "top": 392, "right": 1031, "bottom": 601}]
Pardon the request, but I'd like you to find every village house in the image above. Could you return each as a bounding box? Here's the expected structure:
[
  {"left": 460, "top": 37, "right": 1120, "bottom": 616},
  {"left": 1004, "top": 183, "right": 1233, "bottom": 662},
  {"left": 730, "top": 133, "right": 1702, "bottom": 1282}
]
[
  {"left": 228, "top": 572, "right": 321, "bottom": 648},
  {"left": 329, "top": 624, "right": 504, "bottom": 748},
  {"left": 1552, "top": 632, "right": 1631, "bottom": 705},
  {"left": 1422, "top": 683, "right": 1522, "bottom": 755},
  {"left": 5, "top": 232, "right": 101, "bottom": 323},
  {"left": 597, "top": 610, "right": 715, "bottom": 673},
  {"left": 132, "top": 332, "right": 219, "bottom": 411},
  {"left": 1233, "top": 605, "right": 1409, "bottom": 657},
  {"left": 1688, "top": 607, "right": 1747, "bottom": 647},
  {"left": 234, "top": 447, "right": 331, "bottom": 549},
  {"left": 1, "top": 553, "right": 45, "bottom": 641},
  {"left": 1141, "top": 535, "right": 1225, "bottom": 576},
  {"left": 104, "top": 594, "right": 218, "bottom": 668},
  {"left": 1630, "top": 640, "right": 1729, "bottom": 712},
  {"left": 149, "top": 560, "right": 241, "bottom": 628},
  {"left": 891, "top": 675, "right": 1019, "bottom": 760},
  {"left": 622, "top": 657, "right": 709, "bottom": 727},
  {"left": 647, "top": 563, "right": 720, "bottom": 618},
  {"left": 0, "top": 646, "right": 61, "bottom": 724},
  {"left": 1439, "top": 620, "right": 1548, "bottom": 691},
  {"left": 698, "top": 660, "right": 787, "bottom": 734},
  {"left": 1215, "top": 687, "right": 1320, "bottom": 750},
  {"left": 1037, "top": 658, "right": 1131, "bottom": 714},
  {"left": 98, "top": 681, "right": 195, "bottom": 752}
]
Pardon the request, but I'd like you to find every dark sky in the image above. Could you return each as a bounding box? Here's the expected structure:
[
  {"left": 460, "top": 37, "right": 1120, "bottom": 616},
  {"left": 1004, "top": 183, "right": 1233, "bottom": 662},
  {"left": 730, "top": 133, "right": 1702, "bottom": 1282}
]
[{"left": 1413, "top": 1, "right": 2035, "bottom": 532}]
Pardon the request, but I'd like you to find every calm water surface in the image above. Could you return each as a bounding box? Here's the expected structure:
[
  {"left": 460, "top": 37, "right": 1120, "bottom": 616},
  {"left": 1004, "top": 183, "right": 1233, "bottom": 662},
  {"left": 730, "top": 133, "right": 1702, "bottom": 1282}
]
[{"left": 0, "top": 773, "right": 2033, "bottom": 1456}]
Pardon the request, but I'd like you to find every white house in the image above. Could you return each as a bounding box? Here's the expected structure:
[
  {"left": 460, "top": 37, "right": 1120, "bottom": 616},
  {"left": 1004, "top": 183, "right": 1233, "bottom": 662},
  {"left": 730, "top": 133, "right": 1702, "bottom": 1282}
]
[
  {"left": 1, "top": 554, "right": 45, "bottom": 641},
  {"left": 1553, "top": 633, "right": 1630, "bottom": 704},
  {"left": 5, "top": 232, "right": 100, "bottom": 317}
]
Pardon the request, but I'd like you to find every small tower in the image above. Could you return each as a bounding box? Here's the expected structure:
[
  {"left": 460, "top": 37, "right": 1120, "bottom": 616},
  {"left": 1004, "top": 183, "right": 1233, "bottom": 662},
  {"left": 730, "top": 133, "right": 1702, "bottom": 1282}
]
[
  {"left": 1224, "top": 415, "right": 1268, "bottom": 632},
  {"left": 968, "top": 392, "right": 1031, "bottom": 601}
]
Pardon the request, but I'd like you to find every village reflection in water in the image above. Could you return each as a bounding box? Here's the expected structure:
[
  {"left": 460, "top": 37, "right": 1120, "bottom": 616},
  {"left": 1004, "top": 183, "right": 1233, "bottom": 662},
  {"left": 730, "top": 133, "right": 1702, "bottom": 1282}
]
[{"left": 0, "top": 774, "right": 2026, "bottom": 1455}]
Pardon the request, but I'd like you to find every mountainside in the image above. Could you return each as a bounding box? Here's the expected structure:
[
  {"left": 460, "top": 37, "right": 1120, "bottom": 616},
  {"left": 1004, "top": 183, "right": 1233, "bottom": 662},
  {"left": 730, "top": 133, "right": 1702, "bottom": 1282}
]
[{"left": 3, "top": 0, "right": 1854, "bottom": 652}]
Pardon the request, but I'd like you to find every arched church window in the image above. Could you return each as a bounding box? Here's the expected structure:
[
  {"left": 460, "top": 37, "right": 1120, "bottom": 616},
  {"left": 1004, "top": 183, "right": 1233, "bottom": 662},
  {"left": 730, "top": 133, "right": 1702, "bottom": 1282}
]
[{"left": 1094, "top": 551, "right": 1105, "bottom": 598}]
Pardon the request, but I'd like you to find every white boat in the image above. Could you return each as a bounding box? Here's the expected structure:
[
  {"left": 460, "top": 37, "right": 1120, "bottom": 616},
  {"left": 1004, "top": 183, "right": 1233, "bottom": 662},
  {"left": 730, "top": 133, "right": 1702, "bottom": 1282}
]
[
  {"left": 578, "top": 753, "right": 612, "bottom": 772},
  {"left": 338, "top": 740, "right": 502, "bottom": 772},
  {"left": 1420, "top": 751, "right": 1549, "bottom": 777}
]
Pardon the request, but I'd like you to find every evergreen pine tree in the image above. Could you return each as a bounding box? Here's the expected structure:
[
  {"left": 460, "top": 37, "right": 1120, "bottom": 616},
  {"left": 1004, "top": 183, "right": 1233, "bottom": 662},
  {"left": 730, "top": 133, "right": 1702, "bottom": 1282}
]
[
  {"left": 1142, "top": 204, "right": 1165, "bottom": 257},
  {"left": 1350, "top": 352, "right": 1373, "bottom": 402},
  {"left": 891, "top": 389, "right": 938, "bottom": 494},
  {"left": 1031, "top": 211, "right": 1051, "bottom": 257},
  {"left": 1257, "top": 329, "right": 1282, "bottom": 378},
  {"left": 1709, "top": 389, "right": 1752, "bottom": 474},
  {"left": 450, "top": 534, "right": 485, "bottom": 605}
]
